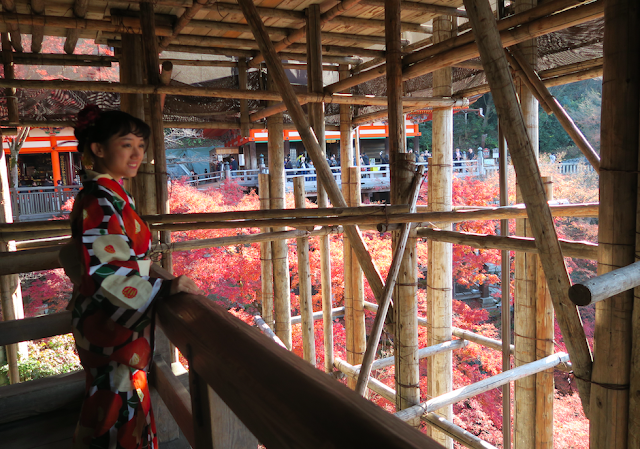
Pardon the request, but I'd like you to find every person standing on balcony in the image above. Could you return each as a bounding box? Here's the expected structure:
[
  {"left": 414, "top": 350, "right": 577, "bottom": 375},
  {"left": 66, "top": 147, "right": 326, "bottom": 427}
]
[{"left": 61, "top": 105, "right": 202, "bottom": 449}]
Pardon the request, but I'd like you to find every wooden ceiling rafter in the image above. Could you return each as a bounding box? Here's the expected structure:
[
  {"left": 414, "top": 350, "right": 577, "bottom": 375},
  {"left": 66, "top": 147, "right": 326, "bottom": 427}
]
[
  {"left": 29, "top": 0, "right": 44, "bottom": 53},
  {"left": 0, "top": 0, "right": 21, "bottom": 52},
  {"left": 64, "top": 0, "right": 89, "bottom": 54}
]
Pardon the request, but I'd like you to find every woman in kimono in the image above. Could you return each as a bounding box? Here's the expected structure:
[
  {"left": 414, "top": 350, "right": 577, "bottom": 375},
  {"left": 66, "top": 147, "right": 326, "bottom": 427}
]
[{"left": 65, "top": 105, "right": 202, "bottom": 449}]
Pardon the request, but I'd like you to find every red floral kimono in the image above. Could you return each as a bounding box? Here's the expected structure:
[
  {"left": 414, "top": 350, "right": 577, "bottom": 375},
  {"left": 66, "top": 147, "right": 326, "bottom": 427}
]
[{"left": 69, "top": 172, "right": 169, "bottom": 449}]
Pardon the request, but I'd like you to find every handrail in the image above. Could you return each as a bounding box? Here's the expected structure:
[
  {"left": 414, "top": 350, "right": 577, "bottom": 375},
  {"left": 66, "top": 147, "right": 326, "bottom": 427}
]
[{"left": 156, "top": 292, "right": 444, "bottom": 448}]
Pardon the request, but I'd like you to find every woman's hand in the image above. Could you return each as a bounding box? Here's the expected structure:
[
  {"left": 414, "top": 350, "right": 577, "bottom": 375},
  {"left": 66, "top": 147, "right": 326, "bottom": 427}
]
[{"left": 169, "top": 275, "right": 205, "bottom": 296}]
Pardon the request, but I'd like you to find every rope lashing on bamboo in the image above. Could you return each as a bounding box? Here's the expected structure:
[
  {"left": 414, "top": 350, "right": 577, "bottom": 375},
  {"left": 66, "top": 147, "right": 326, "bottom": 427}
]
[
  {"left": 572, "top": 375, "right": 630, "bottom": 391},
  {"left": 513, "top": 332, "right": 555, "bottom": 344},
  {"left": 395, "top": 282, "right": 418, "bottom": 287}
]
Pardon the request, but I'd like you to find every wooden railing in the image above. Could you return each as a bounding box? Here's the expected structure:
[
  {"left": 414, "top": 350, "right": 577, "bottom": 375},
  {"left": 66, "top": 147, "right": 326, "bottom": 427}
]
[{"left": 0, "top": 297, "right": 443, "bottom": 448}]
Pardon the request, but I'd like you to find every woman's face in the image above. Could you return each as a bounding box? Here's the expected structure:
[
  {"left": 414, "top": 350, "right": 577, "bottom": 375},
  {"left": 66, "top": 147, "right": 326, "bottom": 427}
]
[{"left": 91, "top": 133, "right": 145, "bottom": 181}]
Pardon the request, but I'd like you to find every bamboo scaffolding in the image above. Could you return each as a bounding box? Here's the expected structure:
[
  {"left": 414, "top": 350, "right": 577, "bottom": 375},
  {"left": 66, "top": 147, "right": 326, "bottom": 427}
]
[
  {"left": 267, "top": 76, "right": 292, "bottom": 350},
  {"left": 290, "top": 307, "right": 346, "bottom": 325},
  {"left": 294, "top": 178, "right": 315, "bottom": 365},
  {"left": 463, "top": 0, "right": 592, "bottom": 413},
  {"left": 253, "top": 315, "right": 286, "bottom": 348},
  {"left": 237, "top": 0, "right": 387, "bottom": 309},
  {"left": 0, "top": 203, "right": 599, "bottom": 244},
  {"left": 348, "top": 166, "right": 367, "bottom": 386},
  {"left": 355, "top": 166, "right": 424, "bottom": 396},
  {"left": 336, "top": 357, "right": 499, "bottom": 449},
  {"left": 258, "top": 174, "right": 274, "bottom": 330},
  {"left": 0, "top": 78, "right": 464, "bottom": 108},
  {"left": 533, "top": 177, "right": 554, "bottom": 449},
  {"left": 324, "top": 0, "right": 603, "bottom": 94},
  {"left": 415, "top": 228, "right": 597, "bottom": 260},
  {"left": 394, "top": 353, "right": 570, "bottom": 423}
]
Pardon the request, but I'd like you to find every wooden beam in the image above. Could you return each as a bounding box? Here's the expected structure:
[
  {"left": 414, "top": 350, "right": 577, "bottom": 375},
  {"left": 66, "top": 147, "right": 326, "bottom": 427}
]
[
  {"left": 237, "top": 0, "right": 386, "bottom": 303},
  {"left": 159, "top": 0, "right": 210, "bottom": 51},
  {"left": 238, "top": 58, "right": 250, "bottom": 137},
  {"left": 325, "top": 0, "right": 602, "bottom": 93},
  {"left": 462, "top": 0, "right": 593, "bottom": 414},
  {"left": 570, "top": 263, "right": 640, "bottom": 307},
  {"left": 258, "top": 174, "right": 274, "bottom": 330},
  {"left": 508, "top": 45, "right": 601, "bottom": 173},
  {"left": 361, "top": 0, "right": 467, "bottom": 17},
  {"left": 63, "top": 0, "right": 89, "bottom": 54},
  {"left": 29, "top": 0, "right": 45, "bottom": 53},
  {"left": 416, "top": 228, "right": 598, "bottom": 260},
  {"left": 294, "top": 178, "right": 316, "bottom": 365},
  {"left": 247, "top": 0, "right": 365, "bottom": 69}
]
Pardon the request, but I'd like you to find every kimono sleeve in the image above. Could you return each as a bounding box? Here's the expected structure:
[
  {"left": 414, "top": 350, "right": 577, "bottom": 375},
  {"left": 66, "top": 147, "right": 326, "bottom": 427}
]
[{"left": 80, "top": 192, "right": 170, "bottom": 328}]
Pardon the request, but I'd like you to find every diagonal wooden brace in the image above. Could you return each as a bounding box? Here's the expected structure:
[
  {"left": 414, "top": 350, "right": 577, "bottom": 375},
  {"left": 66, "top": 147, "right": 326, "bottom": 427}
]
[
  {"left": 462, "top": 0, "right": 593, "bottom": 415},
  {"left": 237, "top": 0, "right": 386, "bottom": 306}
]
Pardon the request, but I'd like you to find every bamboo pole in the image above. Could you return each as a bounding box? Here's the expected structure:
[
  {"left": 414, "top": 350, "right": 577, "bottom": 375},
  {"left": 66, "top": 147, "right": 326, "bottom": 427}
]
[
  {"left": 0, "top": 77, "right": 457, "bottom": 108},
  {"left": 0, "top": 203, "right": 601, "bottom": 235},
  {"left": 237, "top": 0, "right": 386, "bottom": 307},
  {"left": 349, "top": 166, "right": 366, "bottom": 389},
  {"left": 508, "top": 45, "right": 601, "bottom": 173},
  {"left": 324, "top": 0, "right": 603, "bottom": 94},
  {"left": 267, "top": 75, "right": 292, "bottom": 350},
  {"left": 307, "top": 4, "right": 328, "bottom": 372},
  {"left": 355, "top": 166, "right": 424, "bottom": 396},
  {"left": 293, "top": 178, "right": 315, "bottom": 365},
  {"left": 416, "top": 228, "right": 597, "bottom": 260},
  {"left": 513, "top": 0, "right": 540, "bottom": 442},
  {"left": 258, "top": 174, "right": 274, "bottom": 329},
  {"left": 498, "top": 123, "right": 512, "bottom": 449},
  {"left": 593, "top": 0, "right": 640, "bottom": 443},
  {"left": 159, "top": 60, "right": 173, "bottom": 112},
  {"left": 462, "top": 0, "right": 592, "bottom": 413},
  {"left": 340, "top": 65, "right": 353, "bottom": 380},
  {"left": 427, "top": 14, "right": 454, "bottom": 445},
  {"left": 536, "top": 176, "right": 554, "bottom": 449},
  {"left": 394, "top": 353, "right": 570, "bottom": 423}
]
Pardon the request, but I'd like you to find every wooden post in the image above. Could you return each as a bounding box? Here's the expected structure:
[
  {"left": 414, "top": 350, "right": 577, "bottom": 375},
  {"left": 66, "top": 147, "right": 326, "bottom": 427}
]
[
  {"left": 514, "top": 0, "right": 539, "bottom": 444},
  {"left": 340, "top": 65, "right": 353, "bottom": 379},
  {"left": 462, "top": 0, "right": 593, "bottom": 413},
  {"left": 267, "top": 75, "right": 292, "bottom": 349},
  {"left": 1, "top": 33, "right": 19, "bottom": 125},
  {"left": 535, "top": 176, "right": 554, "bottom": 449},
  {"left": 159, "top": 60, "right": 173, "bottom": 112},
  {"left": 237, "top": 0, "right": 387, "bottom": 308},
  {"left": 350, "top": 166, "right": 366, "bottom": 388},
  {"left": 294, "top": 177, "right": 316, "bottom": 365},
  {"left": 0, "top": 0, "right": 21, "bottom": 52},
  {"left": 258, "top": 173, "right": 274, "bottom": 330},
  {"left": 0, "top": 145, "right": 23, "bottom": 384},
  {"left": 356, "top": 166, "right": 424, "bottom": 396},
  {"left": 498, "top": 122, "right": 512, "bottom": 449},
  {"left": 596, "top": 0, "right": 640, "bottom": 446},
  {"left": 239, "top": 58, "right": 250, "bottom": 137},
  {"left": 426, "top": 14, "right": 454, "bottom": 445},
  {"left": 307, "top": 3, "right": 328, "bottom": 371},
  {"left": 119, "top": 33, "right": 155, "bottom": 214}
]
